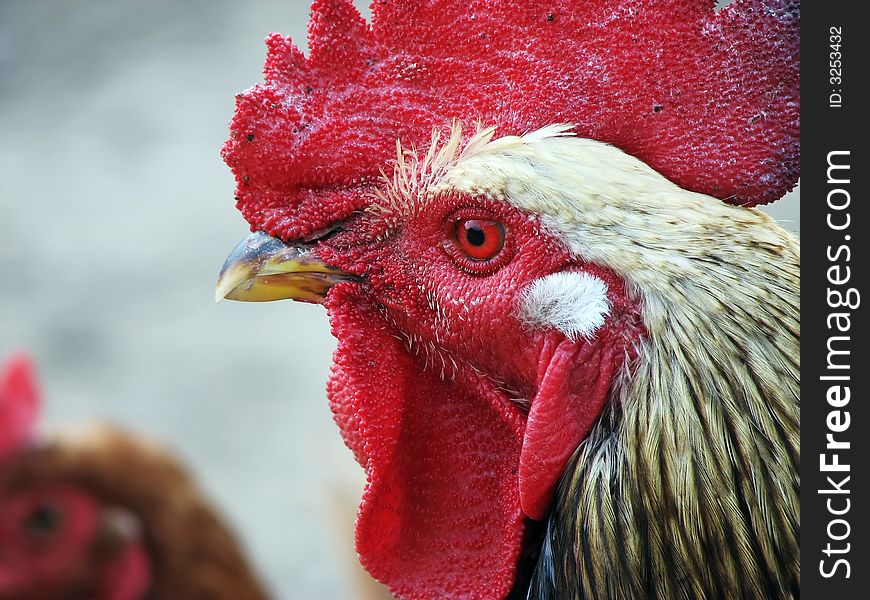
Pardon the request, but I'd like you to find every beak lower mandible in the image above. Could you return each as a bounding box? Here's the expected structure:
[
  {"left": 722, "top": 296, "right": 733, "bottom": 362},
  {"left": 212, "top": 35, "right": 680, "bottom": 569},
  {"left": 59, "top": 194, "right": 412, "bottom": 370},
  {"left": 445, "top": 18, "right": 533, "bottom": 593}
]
[{"left": 215, "top": 231, "right": 357, "bottom": 304}]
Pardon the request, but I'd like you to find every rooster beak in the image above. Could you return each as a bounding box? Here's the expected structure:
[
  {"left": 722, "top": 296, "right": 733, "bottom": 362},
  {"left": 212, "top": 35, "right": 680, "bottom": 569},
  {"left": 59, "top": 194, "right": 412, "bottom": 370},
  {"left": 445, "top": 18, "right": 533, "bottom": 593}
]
[{"left": 215, "top": 231, "right": 357, "bottom": 304}]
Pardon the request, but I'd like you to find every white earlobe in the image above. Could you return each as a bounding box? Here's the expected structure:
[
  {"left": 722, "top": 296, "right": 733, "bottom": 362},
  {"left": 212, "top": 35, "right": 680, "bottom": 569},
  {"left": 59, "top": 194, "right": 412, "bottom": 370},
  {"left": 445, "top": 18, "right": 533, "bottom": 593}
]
[{"left": 519, "top": 271, "right": 611, "bottom": 341}]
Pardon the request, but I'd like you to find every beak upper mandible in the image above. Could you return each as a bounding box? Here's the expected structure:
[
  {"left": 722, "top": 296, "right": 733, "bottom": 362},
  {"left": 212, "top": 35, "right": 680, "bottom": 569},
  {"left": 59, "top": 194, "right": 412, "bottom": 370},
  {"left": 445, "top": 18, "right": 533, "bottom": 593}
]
[{"left": 215, "top": 232, "right": 358, "bottom": 304}]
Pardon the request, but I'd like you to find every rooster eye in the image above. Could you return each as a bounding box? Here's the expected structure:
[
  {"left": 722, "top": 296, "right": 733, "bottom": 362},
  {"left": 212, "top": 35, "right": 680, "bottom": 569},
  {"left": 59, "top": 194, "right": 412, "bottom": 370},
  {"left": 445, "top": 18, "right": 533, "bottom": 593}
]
[
  {"left": 454, "top": 219, "right": 505, "bottom": 261},
  {"left": 23, "top": 503, "right": 64, "bottom": 540}
]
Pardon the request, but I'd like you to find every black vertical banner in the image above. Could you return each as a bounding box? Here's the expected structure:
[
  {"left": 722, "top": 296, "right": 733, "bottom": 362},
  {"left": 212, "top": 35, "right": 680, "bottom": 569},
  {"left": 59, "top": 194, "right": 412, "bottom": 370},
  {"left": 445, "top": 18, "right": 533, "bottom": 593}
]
[{"left": 802, "top": 1, "right": 868, "bottom": 598}]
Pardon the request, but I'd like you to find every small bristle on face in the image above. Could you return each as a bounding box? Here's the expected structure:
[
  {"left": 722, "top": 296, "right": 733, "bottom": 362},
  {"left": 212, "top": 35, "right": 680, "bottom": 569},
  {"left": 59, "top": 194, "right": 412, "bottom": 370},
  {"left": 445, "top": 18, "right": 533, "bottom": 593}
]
[{"left": 224, "top": 0, "right": 799, "bottom": 240}]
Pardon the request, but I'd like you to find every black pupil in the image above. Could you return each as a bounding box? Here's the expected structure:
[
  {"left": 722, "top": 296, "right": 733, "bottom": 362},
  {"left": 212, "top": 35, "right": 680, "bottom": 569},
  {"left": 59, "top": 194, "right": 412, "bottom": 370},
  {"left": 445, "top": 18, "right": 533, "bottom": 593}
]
[
  {"left": 466, "top": 225, "right": 486, "bottom": 246},
  {"left": 24, "top": 504, "right": 63, "bottom": 538}
]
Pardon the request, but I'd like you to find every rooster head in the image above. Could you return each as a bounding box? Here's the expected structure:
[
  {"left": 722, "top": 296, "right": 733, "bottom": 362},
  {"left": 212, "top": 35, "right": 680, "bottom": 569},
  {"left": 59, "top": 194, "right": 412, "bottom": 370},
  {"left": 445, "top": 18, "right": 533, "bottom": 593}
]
[{"left": 216, "top": 1, "right": 799, "bottom": 598}]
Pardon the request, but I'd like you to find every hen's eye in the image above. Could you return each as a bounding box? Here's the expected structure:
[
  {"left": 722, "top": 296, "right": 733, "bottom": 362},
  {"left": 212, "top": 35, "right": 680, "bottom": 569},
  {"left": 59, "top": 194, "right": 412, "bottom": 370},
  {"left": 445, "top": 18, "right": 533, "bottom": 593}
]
[
  {"left": 23, "top": 503, "right": 64, "bottom": 540},
  {"left": 455, "top": 219, "right": 505, "bottom": 261}
]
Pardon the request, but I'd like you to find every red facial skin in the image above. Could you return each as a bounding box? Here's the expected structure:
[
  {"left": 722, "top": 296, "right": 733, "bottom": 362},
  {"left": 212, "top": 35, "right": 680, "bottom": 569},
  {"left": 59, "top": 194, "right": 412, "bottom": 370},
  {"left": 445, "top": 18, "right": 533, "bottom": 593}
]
[
  {"left": 0, "top": 485, "right": 151, "bottom": 600},
  {"left": 313, "top": 194, "right": 645, "bottom": 598}
]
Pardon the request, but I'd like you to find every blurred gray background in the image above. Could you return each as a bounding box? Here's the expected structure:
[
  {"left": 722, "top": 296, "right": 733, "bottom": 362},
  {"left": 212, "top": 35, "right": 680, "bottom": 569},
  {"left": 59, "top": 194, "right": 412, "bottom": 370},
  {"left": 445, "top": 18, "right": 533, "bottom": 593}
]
[{"left": 0, "top": 1, "right": 798, "bottom": 598}]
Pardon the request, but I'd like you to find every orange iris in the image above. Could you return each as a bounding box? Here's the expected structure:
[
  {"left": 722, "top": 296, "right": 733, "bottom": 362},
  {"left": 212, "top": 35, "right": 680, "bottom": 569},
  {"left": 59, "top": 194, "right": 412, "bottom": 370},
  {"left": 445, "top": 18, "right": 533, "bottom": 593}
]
[{"left": 455, "top": 219, "right": 505, "bottom": 261}]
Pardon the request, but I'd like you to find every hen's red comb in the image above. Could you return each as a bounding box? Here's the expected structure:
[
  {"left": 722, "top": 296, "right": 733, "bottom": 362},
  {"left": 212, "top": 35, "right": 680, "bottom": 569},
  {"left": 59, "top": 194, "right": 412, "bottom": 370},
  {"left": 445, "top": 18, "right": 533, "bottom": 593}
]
[
  {"left": 224, "top": 0, "right": 799, "bottom": 240},
  {"left": 0, "top": 353, "right": 40, "bottom": 462}
]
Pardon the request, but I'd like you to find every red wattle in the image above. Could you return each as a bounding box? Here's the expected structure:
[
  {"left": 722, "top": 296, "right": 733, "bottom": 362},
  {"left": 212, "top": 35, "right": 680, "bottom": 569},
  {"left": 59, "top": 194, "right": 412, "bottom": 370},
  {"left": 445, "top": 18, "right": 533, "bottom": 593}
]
[
  {"left": 326, "top": 287, "right": 527, "bottom": 600},
  {"left": 100, "top": 543, "right": 151, "bottom": 600},
  {"left": 519, "top": 340, "right": 619, "bottom": 520}
]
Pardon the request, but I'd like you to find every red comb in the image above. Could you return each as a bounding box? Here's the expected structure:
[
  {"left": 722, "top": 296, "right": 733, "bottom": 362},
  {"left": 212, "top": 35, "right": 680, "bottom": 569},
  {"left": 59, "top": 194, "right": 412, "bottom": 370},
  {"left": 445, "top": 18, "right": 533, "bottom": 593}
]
[
  {"left": 0, "top": 353, "right": 40, "bottom": 461},
  {"left": 224, "top": 0, "right": 799, "bottom": 240}
]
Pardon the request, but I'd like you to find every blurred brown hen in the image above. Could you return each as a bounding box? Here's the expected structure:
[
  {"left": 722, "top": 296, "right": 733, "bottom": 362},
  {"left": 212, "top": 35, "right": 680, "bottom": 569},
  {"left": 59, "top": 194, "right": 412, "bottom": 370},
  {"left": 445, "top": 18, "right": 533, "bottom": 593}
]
[{"left": 0, "top": 355, "right": 267, "bottom": 600}]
